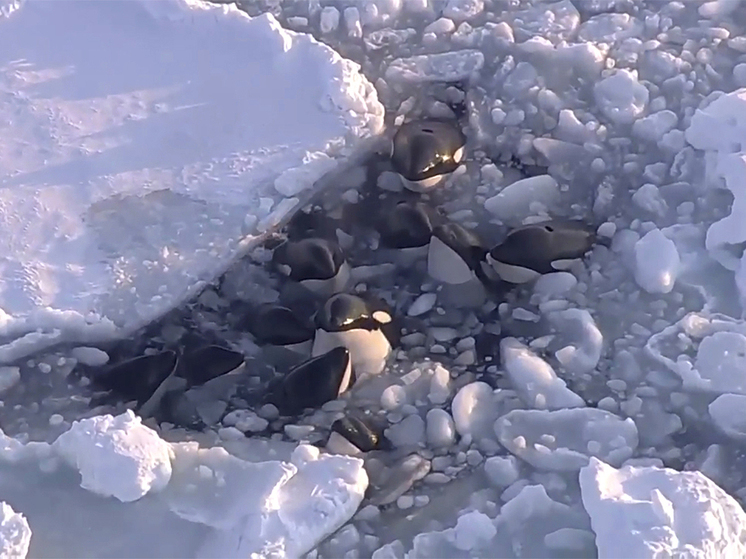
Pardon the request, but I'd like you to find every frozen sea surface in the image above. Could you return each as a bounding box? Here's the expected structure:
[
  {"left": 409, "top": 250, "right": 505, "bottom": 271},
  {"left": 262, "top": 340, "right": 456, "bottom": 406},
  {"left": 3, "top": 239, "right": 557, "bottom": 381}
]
[
  {"left": 0, "top": 0, "right": 383, "bottom": 363},
  {"left": 5, "top": 0, "right": 746, "bottom": 558}
]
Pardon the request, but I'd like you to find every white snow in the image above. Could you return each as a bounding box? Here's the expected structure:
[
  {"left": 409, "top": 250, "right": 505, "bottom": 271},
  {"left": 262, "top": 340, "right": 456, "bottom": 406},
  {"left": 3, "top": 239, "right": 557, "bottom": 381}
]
[
  {"left": 580, "top": 457, "right": 746, "bottom": 559},
  {"left": 1, "top": 412, "right": 367, "bottom": 558},
  {"left": 0, "top": 502, "right": 30, "bottom": 559},
  {"left": 7, "top": 0, "right": 746, "bottom": 556},
  {"left": 53, "top": 410, "right": 174, "bottom": 503},
  {"left": 0, "top": 0, "right": 383, "bottom": 363}
]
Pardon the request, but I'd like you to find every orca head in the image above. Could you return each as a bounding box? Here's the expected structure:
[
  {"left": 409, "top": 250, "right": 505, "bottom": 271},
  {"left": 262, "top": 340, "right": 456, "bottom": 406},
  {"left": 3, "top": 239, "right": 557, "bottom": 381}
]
[
  {"left": 315, "top": 293, "right": 378, "bottom": 333},
  {"left": 249, "top": 304, "right": 315, "bottom": 346},
  {"left": 92, "top": 349, "right": 179, "bottom": 406},
  {"left": 272, "top": 237, "right": 344, "bottom": 282},
  {"left": 377, "top": 201, "right": 433, "bottom": 250}
]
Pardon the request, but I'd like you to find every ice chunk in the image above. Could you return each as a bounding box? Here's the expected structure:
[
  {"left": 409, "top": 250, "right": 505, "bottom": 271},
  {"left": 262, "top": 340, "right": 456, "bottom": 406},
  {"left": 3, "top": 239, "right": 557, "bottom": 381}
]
[
  {"left": 696, "top": 331, "right": 746, "bottom": 395},
  {"left": 632, "top": 110, "right": 678, "bottom": 143},
  {"left": 699, "top": 0, "right": 742, "bottom": 19},
  {"left": 483, "top": 175, "right": 560, "bottom": 223},
  {"left": 577, "top": 13, "right": 642, "bottom": 45},
  {"left": 593, "top": 69, "right": 649, "bottom": 125},
  {"left": 165, "top": 442, "right": 296, "bottom": 530},
  {"left": 646, "top": 313, "right": 746, "bottom": 395},
  {"left": 202, "top": 445, "right": 367, "bottom": 558},
  {"left": 0, "top": 367, "right": 20, "bottom": 395},
  {"left": 632, "top": 183, "right": 668, "bottom": 217},
  {"left": 70, "top": 347, "right": 110, "bottom": 366},
  {"left": 385, "top": 50, "right": 485, "bottom": 83},
  {"left": 408, "top": 293, "right": 437, "bottom": 317},
  {"left": 0, "top": 0, "right": 384, "bottom": 364},
  {"left": 426, "top": 408, "right": 456, "bottom": 448},
  {"left": 532, "top": 272, "right": 578, "bottom": 300},
  {"left": 409, "top": 484, "right": 591, "bottom": 558},
  {"left": 709, "top": 394, "right": 746, "bottom": 441},
  {"left": 454, "top": 511, "right": 497, "bottom": 551},
  {"left": 451, "top": 382, "right": 503, "bottom": 440},
  {"left": 508, "top": 0, "right": 580, "bottom": 43},
  {"left": 384, "top": 414, "right": 426, "bottom": 448},
  {"left": 495, "top": 408, "right": 638, "bottom": 471},
  {"left": 0, "top": 502, "right": 30, "bottom": 559},
  {"left": 52, "top": 410, "right": 173, "bottom": 503},
  {"left": 500, "top": 338, "right": 585, "bottom": 410},
  {"left": 320, "top": 6, "right": 340, "bottom": 33},
  {"left": 634, "top": 228, "right": 680, "bottom": 294},
  {"left": 547, "top": 309, "right": 603, "bottom": 375},
  {"left": 442, "top": 0, "right": 483, "bottom": 22},
  {"left": 483, "top": 455, "right": 520, "bottom": 487},
  {"left": 553, "top": 109, "right": 594, "bottom": 144},
  {"left": 580, "top": 457, "right": 746, "bottom": 558}
]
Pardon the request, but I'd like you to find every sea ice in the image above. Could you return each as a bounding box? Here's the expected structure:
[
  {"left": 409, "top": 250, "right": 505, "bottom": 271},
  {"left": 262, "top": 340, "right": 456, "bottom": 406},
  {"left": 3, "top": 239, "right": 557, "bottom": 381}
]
[
  {"left": 495, "top": 408, "right": 639, "bottom": 471},
  {"left": 483, "top": 175, "right": 560, "bottom": 223},
  {"left": 708, "top": 394, "right": 746, "bottom": 441},
  {"left": 685, "top": 88, "right": 746, "bottom": 309},
  {"left": 593, "top": 69, "right": 649, "bottom": 125},
  {"left": 385, "top": 50, "right": 485, "bottom": 83},
  {"left": 52, "top": 410, "right": 174, "bottom": 503},
  {"left": 634, "top": 228, "right": 680, "bottom": 294},
  {"left": 426, "top": 408, "right": 456, "bottom": 448},
  {"left": 508, "top": 0, "right": 580, "bottom": 44},
  {"left": 580, "top": 457, "right": 746, "bottom": 559},
  {"left": 451, "top": 382, "right": 521, "bottom": 442},
  {"left": 547, "top": 308, "right": 603, "bottom": 376},
  {"left": 0, "top": 0, "right": 383, "bottom": 363},
  {"left": 0, "top": 502, "right": 30, "bottom": 559},
  {"left": 483, "top": 456, "right": 521, "bottom": 488},
  {"left": 500, "top": 338, "right": 586, "bottom": 410}
]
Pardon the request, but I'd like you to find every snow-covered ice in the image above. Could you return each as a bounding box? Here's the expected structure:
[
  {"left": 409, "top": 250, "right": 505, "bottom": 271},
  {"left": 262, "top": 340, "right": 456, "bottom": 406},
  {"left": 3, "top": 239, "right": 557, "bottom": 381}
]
[
  {"left": 634, "top": 228, "right": 681, "bottom": 294},
  {"left": 500, "top": 337, "right": 585, "bottom": 410},
  {"left": 495, "top": 408, "right": 638, "bottom": 471},
  {"left": 7, "top": 0, "right": 746, "bottom": 556},
  {"left": 0, "top": 502, "right": 30, "bottom": 559},
  {"left": 53, "top": 410, "right": 173, "bottom": 503},
  {"left": 0, "top": 0, "right": 383, "bottom": 363},
  {"left": 1, "top": 411, "right": 367, "bottom": 558},
  {"left": 580, "top": 458, "right": 746, "bottom": 559}
]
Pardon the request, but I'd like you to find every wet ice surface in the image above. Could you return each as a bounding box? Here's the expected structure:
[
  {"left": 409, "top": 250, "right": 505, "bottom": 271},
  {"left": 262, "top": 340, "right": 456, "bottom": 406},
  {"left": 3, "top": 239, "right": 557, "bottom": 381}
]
[{"left": 5, "top": 0, "right": 746, "bottom": 557}]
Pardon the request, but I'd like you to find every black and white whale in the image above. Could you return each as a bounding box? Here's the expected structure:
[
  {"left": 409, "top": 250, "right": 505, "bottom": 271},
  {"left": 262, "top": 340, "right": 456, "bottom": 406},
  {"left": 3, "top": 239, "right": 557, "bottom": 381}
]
[
  {"left": 325, "top": 414, "right": 392, "bottom": 456},
  {"left": 376, "top": 201, "right": 434, "bottom": 263},
  {"left": 311, "top": 293, "right": 394, "bottom": 377},
  {"left": 427, "top": 221, "right": 488, "bottom": 285},
  {"left": 484, "top": 219, "right": 600, "bottom": 284},
  {"left": 268, "top": 346, "right": 354, "bottom": 416},
  {"left": 91, "top": 350, "right": 179, "bottom": 413},
  {"left": 92, "top": 345, "right": 246, "bottom": 420},
  {"left": 271, "top": 237, "right": 350, "bottom": 296},
  {"left": 245, "top": 303, "right": 315, "bottom": 354},
  {"left": 391, "top": 119, "right": 466, "bottom": 192},
  {"left": 176, "top": 345, "right": 246, "bottom": 388}
]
